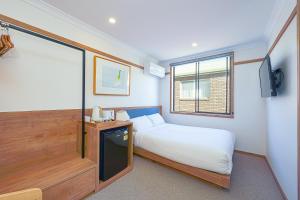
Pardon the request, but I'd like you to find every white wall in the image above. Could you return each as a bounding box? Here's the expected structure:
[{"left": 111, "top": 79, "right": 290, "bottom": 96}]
[
  {"left": 265, "top": 0, "right": 298, "bottom": 199},
  {"left": 0, "top": 0, "right": 160, "bottom": 112},
  {"left": 0, "top": 29, "right": 83, "bottom": 111},
  {"left": 160, "top": 42, "right": 268, "bottom": 155}
]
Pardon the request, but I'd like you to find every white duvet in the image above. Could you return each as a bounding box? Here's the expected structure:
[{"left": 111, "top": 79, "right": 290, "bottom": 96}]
[{"left": 134, "top": 123, "right": 235, "bottom": 175}]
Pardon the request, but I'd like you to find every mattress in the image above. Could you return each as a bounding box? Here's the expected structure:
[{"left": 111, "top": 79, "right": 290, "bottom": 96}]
[{"left": 134, "top": 123, "right": 235, "bottom": 175}]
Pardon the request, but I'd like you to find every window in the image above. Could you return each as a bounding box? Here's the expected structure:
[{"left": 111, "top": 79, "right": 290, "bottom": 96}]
[
  {"left": 180, "top": 80, "right": 210, "bottom": 100},
  {"left": 180, "top": 80, "right": 195, "bottom": 100},
  {"left": 170, "top": 52, "right": 234, "bottom": 117}
]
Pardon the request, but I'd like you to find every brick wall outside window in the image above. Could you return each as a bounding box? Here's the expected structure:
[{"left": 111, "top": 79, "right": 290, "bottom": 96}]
[{"left": 173, "top": 71, "right": 230, "bottom": 113}]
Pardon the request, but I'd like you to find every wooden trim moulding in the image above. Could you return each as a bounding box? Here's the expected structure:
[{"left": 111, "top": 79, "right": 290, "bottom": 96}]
[
  {"left": 102, "top": 105, "right": 162, "bottom": 113},
  {"left": 0, "top": 14, "right": 144, "bottom": 70},
  {"left": 229, "top": 4, "right": 297, "bottom": 66},
  {"left": 234, "top": 150, "right": 265, "bottom": 158},
  {"left": 234, "top": 58, "right": 265, "bottom": 66},
  {"left": 297, "top": 1, "right": 300, "bottom": 200},
  {"left": 165, "top": 57, "right": 265, "bottom": 75},
  {"left": 164, "top": 58, "right": 264, "bottom": 74},
  {"left": 169, "top": 111, "right": 234, "bottom": 119},
  {"left": 268, "top": 6, "right": 297, "bottom": 56},
  {"left": 263, "top": 4, "right": 298, "bottom": 200}
]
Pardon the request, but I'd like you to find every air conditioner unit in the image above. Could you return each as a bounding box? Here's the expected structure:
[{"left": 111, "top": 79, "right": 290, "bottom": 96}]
[{"left": 144, "top": 62, "right": 165, "bottom": 78}]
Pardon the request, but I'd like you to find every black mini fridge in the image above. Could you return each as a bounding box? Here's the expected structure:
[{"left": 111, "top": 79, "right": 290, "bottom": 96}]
[{"left": 100, "top": 126, "right": 128, "bottom": 181}]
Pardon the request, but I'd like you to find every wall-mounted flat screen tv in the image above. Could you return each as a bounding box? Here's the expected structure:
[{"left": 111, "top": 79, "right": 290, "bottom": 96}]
[{"left": 259, "top": 55, "right": 277, "bottom": 97}]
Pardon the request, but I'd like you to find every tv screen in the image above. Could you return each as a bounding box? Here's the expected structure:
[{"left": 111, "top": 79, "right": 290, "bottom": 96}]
[{"left": 259, "top": 55, "right": 277, "bottom": 97}]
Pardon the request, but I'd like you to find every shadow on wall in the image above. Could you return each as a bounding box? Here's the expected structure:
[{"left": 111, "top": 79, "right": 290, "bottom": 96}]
[{"left": 273, "top": 57, "right": 288, "bottom": 96}]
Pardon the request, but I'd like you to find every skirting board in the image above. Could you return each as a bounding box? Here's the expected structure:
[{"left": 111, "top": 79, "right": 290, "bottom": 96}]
[
  {"left": 235, "top": 150, "right": 288, "bottom": 200},
  {"left": 264, "top": 158, "right": 288, "bottom": 200},
  {"left": 134, "top": 147, "right": 288, "bottom": 198}
]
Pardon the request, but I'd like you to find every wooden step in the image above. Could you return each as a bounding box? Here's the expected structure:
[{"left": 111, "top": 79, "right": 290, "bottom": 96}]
[{"left": 0, "top": 154, "right": 96, "bottom": 195}]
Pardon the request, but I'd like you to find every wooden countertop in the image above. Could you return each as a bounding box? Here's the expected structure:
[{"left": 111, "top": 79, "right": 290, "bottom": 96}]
[{"left": 85, "top": 120, "right": 132, "bottom": 131}]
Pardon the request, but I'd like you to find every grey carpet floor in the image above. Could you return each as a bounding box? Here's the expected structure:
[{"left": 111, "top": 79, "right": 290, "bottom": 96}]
[{"left": 86, "top": 153, "right": 283, "bottom": 200}]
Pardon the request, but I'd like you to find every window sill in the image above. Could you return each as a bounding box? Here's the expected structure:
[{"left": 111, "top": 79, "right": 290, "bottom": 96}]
[
  {"left": 170, "top": 111, "right": 234, "bottom": 119},
  {"left": 179, "top": 98, "right": 209, "bottom": 101}
]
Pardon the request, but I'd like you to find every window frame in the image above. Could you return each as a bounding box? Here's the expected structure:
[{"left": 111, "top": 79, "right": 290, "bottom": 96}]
[{"left": 169, "top": 52, "right": 234, "bottom": 118}]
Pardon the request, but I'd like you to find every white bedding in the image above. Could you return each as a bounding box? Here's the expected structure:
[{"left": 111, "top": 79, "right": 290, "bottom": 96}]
[{"left": 134, "top": 123, "right": 235, "bottom": 175}]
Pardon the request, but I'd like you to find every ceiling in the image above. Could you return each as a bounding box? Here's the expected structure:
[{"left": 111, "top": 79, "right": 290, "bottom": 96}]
[{"left": 42, "top": 0, "right": 278, "bottom": 61}]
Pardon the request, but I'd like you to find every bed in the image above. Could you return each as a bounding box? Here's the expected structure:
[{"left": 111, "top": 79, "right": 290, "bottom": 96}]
[{"left": 114, "top": 106, "right": 235, "bottom": 188}]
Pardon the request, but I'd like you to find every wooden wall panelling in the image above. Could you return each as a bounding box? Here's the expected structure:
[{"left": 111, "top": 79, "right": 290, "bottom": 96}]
[
  {"left": 0, "top": 109, "right": 82, "bottom": 175},
  {"left": 83, "top": 125, "right": 99, "bottom": 163},
  {"left": 0, "top": 108, "right": 97, "bottom": 199}
]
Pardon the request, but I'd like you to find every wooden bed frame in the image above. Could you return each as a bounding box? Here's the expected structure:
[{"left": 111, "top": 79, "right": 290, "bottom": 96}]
[
  {"left": 134, "top": 147, "right": 230, "bottom": 189},
  {"left": 110, "top": 105, "right": 231, "bottom": 189}
]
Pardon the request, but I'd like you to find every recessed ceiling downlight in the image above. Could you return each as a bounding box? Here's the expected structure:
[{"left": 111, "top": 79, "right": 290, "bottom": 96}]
[
  {"left": 108, "top": 17, "right": 116, "bottom": 24},
  {"left": 192, "top": 43, "right": 198, "bottom": 47}
]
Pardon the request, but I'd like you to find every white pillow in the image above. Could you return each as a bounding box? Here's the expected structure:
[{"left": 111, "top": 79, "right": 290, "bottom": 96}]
[
  {"left": 130, "top": 115, "right": 153, "bottom": 132},
  {"left": 147, "top": 113, "right": 165, "bottom": 126},
  {"left": 116, "top": 110, "right": 130, "bottom": 121}
]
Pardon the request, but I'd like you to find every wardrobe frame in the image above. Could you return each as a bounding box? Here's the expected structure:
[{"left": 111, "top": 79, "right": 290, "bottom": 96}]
[{"left": 0, "top": 20, "right": 86, "bottom": 158}]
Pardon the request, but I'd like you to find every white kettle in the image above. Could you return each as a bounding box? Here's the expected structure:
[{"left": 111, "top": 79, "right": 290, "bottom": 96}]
[{"left": 92, "top": 106, "right": 102, "bottom": 122}]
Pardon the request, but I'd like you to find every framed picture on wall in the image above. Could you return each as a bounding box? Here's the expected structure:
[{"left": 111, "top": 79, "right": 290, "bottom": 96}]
[{"left": 93, "top": 56, "right": 131, "bottom": 96}]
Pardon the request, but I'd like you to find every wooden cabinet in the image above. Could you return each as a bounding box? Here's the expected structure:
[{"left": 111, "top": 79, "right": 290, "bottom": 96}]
[{"left": 84, "top": 121, "right": 133, "bottom": 191}]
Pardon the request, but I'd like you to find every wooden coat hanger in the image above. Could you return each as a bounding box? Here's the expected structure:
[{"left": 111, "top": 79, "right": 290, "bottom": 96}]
[
  {"left": 0, "top": 26, "right": 13, "bottom": 56},
  {"left": 0, "top": 35, "right": 3, "bottom": 51},
  {"left": 0, "top": 26, "right": 5, "bottom": 53},
  {"left": 0, "top": 35, "right": 9, "bottom": 56},
  {"left": 6, "top": 34, "right": 14, "bottom": 48}
]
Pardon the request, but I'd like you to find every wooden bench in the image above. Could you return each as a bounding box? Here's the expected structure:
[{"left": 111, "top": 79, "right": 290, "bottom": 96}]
[
  {"left": 0, "top": 110, "right": 96, "bottom": 200},
  {"left": 0, "top": 188, "right": 42, "bottom": 200}
]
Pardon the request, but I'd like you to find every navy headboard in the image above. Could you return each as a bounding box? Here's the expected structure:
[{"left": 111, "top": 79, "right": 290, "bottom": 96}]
[{"left": 118, "top": 106, "right": 161, "bottom": 119}]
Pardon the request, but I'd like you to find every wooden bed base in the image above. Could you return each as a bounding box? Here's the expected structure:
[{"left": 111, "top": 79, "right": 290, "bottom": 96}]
[
  {"left": 106, "top": 105, "right": 231, "bottom": 189},
  {"left": 134, "top": 147, "right": 231, "bottom": 189}
]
